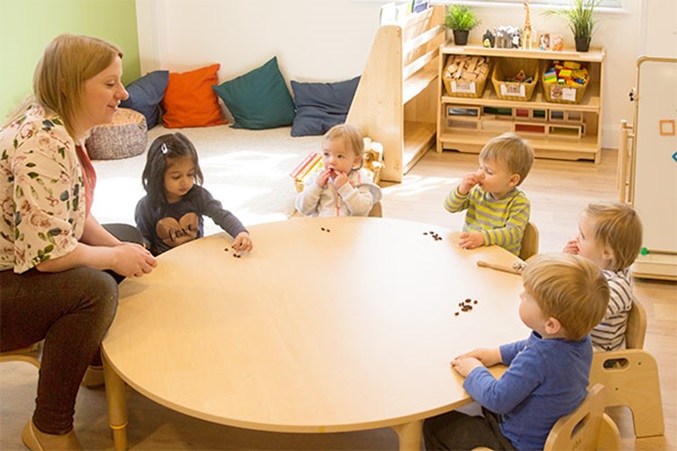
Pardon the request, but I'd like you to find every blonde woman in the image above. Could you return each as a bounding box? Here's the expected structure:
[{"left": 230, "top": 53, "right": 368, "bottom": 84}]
[{"left": 0, "top": 34, "right": 157, "bottom": 449}]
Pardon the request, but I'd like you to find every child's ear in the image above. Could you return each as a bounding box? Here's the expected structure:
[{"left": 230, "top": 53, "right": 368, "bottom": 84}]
[
  {"left": 602, "top": 245, "right": 615, "bottom": 261},
  {"left": 509, "top": 173, "right": 521, "bottom": 187},
  {"left": 353, "top": 155, "right": 363, "bottom": 169},
  {"left": 544, "top": 317, "right": 562, "bottom": 336},
  {"left": 601, "top": 245, "right": 615, "bottom": 267}
]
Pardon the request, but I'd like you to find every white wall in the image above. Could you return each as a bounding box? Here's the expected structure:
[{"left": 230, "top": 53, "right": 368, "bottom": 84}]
[
  {"left": 136, "top": 0, "right": 382, "bottom": 81},
  {"left": 136, "top": 0, "right": 658, "bottom": 150},
  {"left": 638, "top": 0, "right": 677, "bottom": 58}
]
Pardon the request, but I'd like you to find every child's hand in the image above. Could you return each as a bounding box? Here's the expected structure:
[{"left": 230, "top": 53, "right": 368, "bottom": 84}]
[
  {"left": 458, "top": 172, "right": 481, "bottom": 195},
  {"left": 232, "top": 232, "right": 253, "bottom": 253},
  {"left": 332, "top": 170, "right": 349, "bottom": 189},
  {"left": 456, "top": 348, "right": 503, "bottom": 367},
  {"left": 450, "top": 357, "right": 484, "bottom": 377},
  {"left": 563, "top": 239, "right": 579, "bottom": 254},
  {"left": 316, "top": 169, "right": 333, "bottom": 188},
  {"left": 458, "top": 232, "right": 485, "bottom": 250}
]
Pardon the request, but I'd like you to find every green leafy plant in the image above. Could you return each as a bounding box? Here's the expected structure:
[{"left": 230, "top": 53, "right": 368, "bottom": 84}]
[
  {"left": 545, "top": 0, "right": 602, "bottom": 41},
  {"left": 444, "top": 4, "right": 480, "bottom": 32}
]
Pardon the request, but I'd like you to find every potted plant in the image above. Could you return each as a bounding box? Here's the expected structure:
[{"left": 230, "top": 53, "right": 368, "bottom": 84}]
[
  {"left": 545, "top": 0, "right": 602, "bottom": 52},
  {"left": 444, "top": 4, "right": 480, "bottom": 46}
]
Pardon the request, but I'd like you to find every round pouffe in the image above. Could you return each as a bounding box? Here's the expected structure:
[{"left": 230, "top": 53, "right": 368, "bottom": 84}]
[{"left": 86, "top": 108, "right": 148, "bottom": 160}]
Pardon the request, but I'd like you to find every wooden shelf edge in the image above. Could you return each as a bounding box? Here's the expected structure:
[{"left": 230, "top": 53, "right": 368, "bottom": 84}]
[
  {"left": 403, "top": 121, "right": 436, "bottom": 172},
  {"left": 441, "top": 83, "right": 601, "bottom": 112},
  {"left": 440, "top": 44, "right": 605, "bottom": 62},
  {"left": 404, "top": 65, "right": 438, "bottom": 104},
  {"left": 439, "top": 130, "right": 599, "bottom": 152}
]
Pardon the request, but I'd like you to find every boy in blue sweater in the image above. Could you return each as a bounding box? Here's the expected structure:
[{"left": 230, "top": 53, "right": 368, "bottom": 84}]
[{"left": 424, "top": 253, "right": 609, "bottom": 451}]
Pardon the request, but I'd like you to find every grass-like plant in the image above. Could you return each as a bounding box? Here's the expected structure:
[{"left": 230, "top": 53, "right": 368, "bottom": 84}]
[
  {"left": 545, "top": 0, "right": 602, "bottom": 42},
  {"left": 444, "top": 4, "right": 480, "bottom": 32}
]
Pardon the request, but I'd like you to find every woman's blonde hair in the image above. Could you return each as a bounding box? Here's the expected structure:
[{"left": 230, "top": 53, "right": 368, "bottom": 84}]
[
  {"left": 323, "top": 124, "right": 365, "bottom": 159},
  {"left": 523, "top": 253, "right": 609, "bottom": 341},
  {"left": 3, "top": 34, "right": 123, "bottom": 138},
  {"left": 584, "top": 202, "right": 643, "bottom": 272}
]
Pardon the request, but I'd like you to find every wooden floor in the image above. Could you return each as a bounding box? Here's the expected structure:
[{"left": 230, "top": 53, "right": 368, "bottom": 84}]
[{"left": 0, "top": 148, "right": 675, "bottom": 450}]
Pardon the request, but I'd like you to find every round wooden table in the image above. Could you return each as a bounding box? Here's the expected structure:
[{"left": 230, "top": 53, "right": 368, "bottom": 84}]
[{"left": 102, "top": 217, "right": 529, "bottom": 450}]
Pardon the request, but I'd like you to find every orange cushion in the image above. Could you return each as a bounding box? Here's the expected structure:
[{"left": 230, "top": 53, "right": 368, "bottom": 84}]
[{"left": 161, "top": 64, "right": 226, "bottom": 128}]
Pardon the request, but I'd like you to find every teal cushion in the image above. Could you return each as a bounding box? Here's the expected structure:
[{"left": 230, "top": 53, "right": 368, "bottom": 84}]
[{"left": 212, "top": 57, "right": 295, "bottom": 130}]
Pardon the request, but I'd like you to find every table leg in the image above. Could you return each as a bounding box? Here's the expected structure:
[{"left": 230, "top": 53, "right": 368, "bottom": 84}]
[
  {"left": 391, "top": 420, "right": 423, "bottom": 451},
  {"left": 103, "top": 354, "right": 128, "bottom": 451}
]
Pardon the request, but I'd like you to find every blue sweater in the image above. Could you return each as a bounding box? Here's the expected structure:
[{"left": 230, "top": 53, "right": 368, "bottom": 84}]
[{"left": 464, "top": 332, "right": 592, "bottom": 451}]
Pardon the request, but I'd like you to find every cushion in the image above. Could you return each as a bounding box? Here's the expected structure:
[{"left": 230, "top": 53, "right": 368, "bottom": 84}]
[
  {"left": 290, "top": 76, "right": 360, "bottom": 137},
  {"left": 212, "top": 57, "right": 295, "bottom": 130},
  {"left": 119, "top": 70, "right": 169, "bottom": 129},
  {"left": 161, "top": 64, "right": 226, "bottom": 128},
  {"left": 86, "top": 108, "right": 148, "bottom": 160}
]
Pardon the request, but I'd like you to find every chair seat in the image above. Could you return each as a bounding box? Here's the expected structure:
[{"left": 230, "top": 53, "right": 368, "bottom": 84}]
[{"left": 0, "top": 342, "right": 42, "bottom": 368}]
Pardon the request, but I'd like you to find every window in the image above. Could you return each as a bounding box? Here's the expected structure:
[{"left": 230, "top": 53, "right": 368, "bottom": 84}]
[{"left": 434, "top": 0, "right": 622, "bottom": 8}]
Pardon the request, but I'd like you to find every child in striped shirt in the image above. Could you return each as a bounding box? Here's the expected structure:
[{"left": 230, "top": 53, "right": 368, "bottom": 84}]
[
  {"left": 444, "top": 133, "right": 534, "bottom": 256},
  {"left": 563, "top": 202, "right": 643, "bottom": 351}
]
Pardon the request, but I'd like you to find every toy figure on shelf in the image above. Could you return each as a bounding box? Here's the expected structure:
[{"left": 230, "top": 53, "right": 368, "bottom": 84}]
[
  {"left": 523, "top": 1, "right": 533, "bottom": 49},
  {"left": 495, "top": 26, "right": 521, "bottom": 49},
  {"left": 483, "top": 29, "right": 495, "bottom": 48},
  {"left": 551, "top": 34, "right": 564, "bottom": 51}
]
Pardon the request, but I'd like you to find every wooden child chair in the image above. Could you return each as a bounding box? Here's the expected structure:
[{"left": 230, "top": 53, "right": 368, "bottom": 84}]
[
  {"left": 545, "top": 384, "right": 621, "bottom": 450},
  {"left": 474, "top": 384, "right": 621, "bottom": 451},
  {"left": 0, "top": 341, "right": 42, "bottom": 369},
  {"left": 589, "top": 298, "right": 665, "bottom": 437},
  {"left": 518, "top": 221, "right": 539, "bottom": 261}
]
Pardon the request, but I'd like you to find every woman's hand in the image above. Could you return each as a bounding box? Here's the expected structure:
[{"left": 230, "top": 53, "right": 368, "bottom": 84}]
[
  {"left": 232, "top": 232, "right": 253, "bottom": 254},
  {"left": 111, "top": 243, "right": 157, "bottom": 277}
]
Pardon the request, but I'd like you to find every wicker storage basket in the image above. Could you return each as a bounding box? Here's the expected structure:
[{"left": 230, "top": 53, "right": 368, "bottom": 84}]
[
  {"left": 443, "top": 55, "right": 490, "bottom": 98},
  {"left": 542, "top": 62, "right": 589, "bottom": 104},
  {"left": 491, "top": 58, "right": 540, "bottom": 102}
]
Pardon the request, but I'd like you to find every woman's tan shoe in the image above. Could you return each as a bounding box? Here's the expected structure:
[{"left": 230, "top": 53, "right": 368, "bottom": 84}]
[{"left": 21, "top": 419, "right": 83, "bottom": 450}]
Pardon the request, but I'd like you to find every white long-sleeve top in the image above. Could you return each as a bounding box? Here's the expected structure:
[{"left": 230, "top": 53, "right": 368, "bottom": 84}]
[{"left": 295, "top": 169, "right": 382, "bottom": 217}]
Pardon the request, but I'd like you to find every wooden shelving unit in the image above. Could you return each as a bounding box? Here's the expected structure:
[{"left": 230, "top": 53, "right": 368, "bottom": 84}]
[
  {"left": 437, "top": 45, "right": 606, "bottom": 164},
  {"left": 346, "top": 6, "right": 445, "bottom": 182}
]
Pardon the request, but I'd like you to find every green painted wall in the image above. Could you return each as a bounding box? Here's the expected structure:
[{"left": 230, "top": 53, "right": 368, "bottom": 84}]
[{"left": 0, "top": 0, "right": 140, "bottom": 118}]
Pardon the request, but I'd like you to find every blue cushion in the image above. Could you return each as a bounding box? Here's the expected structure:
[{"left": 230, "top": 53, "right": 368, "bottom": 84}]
[
  {"left": 212, "top": 57, "right": 295, "bottom": 130},
  {"left": 120, "top": 70, "right": 169, "bottom": 129},
  {"left": 290, "top": 76, "right": 360, "bottom": 137}
]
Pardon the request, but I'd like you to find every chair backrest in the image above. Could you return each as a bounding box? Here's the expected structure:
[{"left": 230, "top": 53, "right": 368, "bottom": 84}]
[
  {"left": 625, "top": 298, "right": 647, "bottom": 349},
  {"left": 369, "top": 201, "right": 383, "bottom": 218},
  {"left": 544, "top": 383, "right": 606, "bottom": 451},
  {"left": 519, "top": 221, "right": 539, "bottom": 261}
]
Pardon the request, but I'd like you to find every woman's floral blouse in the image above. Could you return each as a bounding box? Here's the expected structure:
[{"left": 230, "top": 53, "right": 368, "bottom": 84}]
[{"left": 0, "top": 106, "right": 86, "bottom": 273}]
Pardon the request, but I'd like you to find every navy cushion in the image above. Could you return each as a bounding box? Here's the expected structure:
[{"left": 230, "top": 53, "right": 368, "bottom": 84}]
[
  {"left": 290, "top": 76, "right": 360, "bottom": 137},
  {"left": 212, "top": 57, "right": 295, "bottom": 130},
  {"left": 120, "top": 70, "right": 169, "bottom": 129}
]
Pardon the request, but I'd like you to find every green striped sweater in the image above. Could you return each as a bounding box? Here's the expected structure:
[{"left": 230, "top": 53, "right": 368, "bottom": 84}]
[{"left": 444, "top": 185, "right": 530, "bottom": 256}]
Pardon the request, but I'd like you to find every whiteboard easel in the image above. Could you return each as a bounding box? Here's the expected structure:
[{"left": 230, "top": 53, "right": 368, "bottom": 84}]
[{"left": 630, "top": 56, "right": 677, "bottom": 280}]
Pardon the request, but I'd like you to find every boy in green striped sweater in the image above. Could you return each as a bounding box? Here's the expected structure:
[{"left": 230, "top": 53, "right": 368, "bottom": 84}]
[{"left": 444, "top": 133, "right": 534, "bottom": 256}]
